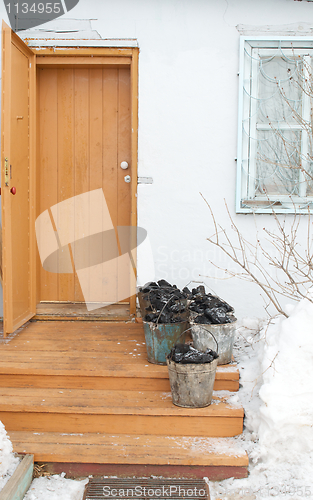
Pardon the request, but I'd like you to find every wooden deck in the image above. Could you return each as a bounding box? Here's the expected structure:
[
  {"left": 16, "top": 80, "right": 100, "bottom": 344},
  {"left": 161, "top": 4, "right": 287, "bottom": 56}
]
[{"left": 0, "top": 321, "right": 248, "bottom": 479}]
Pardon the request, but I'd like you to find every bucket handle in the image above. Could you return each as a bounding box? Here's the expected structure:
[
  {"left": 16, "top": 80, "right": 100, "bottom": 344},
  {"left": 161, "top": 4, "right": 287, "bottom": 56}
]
[
  {"left": 174, "top": 326, "right": 219, "bottom": 354},
  {"left": 139, "top": 288, "right": 186, "bottom": 326},
  {"left": 155, "top": 295, "right": 186, "bottom": 326},
  {"left": 197, "top": 326, "right": 219, "bottom": 354}
]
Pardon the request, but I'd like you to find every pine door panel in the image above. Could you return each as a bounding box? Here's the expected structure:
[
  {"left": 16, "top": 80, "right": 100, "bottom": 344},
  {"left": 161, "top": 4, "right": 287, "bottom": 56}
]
[
  {"left": 37, "top": 68, "right": 58, "bottom": 302},
  {"left": 37, "top": 67, "right": 131, "bottom": 304},
  {"left": 1, "top": 22, "right": 36, "bottom": 336}
]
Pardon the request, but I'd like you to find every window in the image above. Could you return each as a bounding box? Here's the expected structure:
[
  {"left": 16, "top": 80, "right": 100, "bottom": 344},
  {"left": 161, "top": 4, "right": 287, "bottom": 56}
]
[{"left": 237, "top": 37, "right": 313, "bottom": 213}]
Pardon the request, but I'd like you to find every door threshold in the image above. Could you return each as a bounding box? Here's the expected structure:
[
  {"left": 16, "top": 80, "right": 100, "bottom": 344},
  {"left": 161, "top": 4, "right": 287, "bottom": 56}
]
[{"left": 33, "top": 302, "right": 131, "bottom": 321}]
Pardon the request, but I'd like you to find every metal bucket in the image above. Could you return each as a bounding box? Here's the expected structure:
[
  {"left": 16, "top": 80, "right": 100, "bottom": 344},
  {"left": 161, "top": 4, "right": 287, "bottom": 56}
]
[
  {"left": 143, "top": 321, "right": 188, "bottom": 365},
  {"left": 137, "top": 291, "right": 150, "bottom": 317},
  {"left": 166, "top": 356, "right": 218, "bottom": 408},
  {"left": 191, "top": 321, "right": 236, "bottom": 365}
]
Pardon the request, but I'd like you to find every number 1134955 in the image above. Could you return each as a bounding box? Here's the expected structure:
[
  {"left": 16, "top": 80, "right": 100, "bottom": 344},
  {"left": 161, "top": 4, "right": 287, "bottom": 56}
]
[{"left": 6, "top": 2, "right": 62, "bottom": 14}]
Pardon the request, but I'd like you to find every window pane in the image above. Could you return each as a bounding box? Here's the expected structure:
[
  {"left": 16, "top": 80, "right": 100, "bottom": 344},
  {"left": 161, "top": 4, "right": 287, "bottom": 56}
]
[
  {"left": 258, "top": 56, "right": 302, "bottom": 124},
  {"left": 256, "top": 130, "right": 301, "bottom": 196},
  {"left": 304, "top": 164, "right": 313, "bottom": 196}
]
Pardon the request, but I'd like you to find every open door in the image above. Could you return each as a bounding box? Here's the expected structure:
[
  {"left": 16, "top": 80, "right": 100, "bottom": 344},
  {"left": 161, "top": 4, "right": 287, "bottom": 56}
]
[{"left": 1, "top": 22, "right": 36, "bottom": 336}]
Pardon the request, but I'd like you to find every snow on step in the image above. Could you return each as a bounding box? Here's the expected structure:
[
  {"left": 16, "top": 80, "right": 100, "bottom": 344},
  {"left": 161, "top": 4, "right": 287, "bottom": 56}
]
[
  {"left": 8, "top": 431, "right": 249, "bottom": 467},
  {"left": 0, "top": 387, "right": 244, "bottom": 416}
]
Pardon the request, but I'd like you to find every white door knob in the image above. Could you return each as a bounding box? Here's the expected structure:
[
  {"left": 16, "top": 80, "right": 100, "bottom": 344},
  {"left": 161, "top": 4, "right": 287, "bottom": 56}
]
[
  {"left": 124, "top": 175, "right": 131, "bottom": 183},
  {"left": 121, "top": 161, "right": 129, "bottom": 170}
]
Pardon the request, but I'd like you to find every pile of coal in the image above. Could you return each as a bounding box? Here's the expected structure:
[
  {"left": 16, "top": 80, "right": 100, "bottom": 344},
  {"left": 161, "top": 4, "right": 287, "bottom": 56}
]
[
  {"left": 139, "top": 280, "right": 188, "bottom": 324},
  {"left": 181, "top": 284, "right": 205, "bottom": 299},
  {"left": 189, "top": 288, "right": 235, "bottom": 325},
  {"left": 167, "top": 343, "right": 218, "bottom": 364},
  {"left": 139, "top": 282, "right": 235, "bottom": 325}
]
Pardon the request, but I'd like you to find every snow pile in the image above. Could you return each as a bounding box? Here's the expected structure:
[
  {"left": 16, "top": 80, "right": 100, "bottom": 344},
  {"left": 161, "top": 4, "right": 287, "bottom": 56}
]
[
  {"left": 24, "top": 473, "right": 88, "bottom": 500},
  {"left": 210, "top": 296, "right": 313, "bottom": 499},
  {"left": 0, "top": 420, "right": 20, "bottom": 491},
  {"left": 258, "top": 297, "right": 313, "bottom": 462}
]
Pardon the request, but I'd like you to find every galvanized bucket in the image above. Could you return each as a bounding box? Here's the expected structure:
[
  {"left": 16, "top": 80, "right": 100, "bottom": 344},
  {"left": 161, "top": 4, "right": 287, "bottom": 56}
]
[
  {"left": 191, "top": 321, "right": 236, "bottom": 365},
  {"left": 166, "top": 356, "right": 218, "bottom": 408},
  {"left": 143, "top": 321, "right": 189, "bottom": 365}
]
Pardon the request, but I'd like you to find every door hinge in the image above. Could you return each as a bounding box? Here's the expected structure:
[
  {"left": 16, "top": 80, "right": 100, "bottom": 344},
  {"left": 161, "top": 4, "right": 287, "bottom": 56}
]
[{"left": 4, "top": 157, "right": 9, "bottom": 186}]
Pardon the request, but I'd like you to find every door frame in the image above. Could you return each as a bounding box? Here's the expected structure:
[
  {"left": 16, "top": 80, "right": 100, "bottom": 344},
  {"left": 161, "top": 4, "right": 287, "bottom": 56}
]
[{"left": 34, "top": 45, "right": 139, "bottom": 317}]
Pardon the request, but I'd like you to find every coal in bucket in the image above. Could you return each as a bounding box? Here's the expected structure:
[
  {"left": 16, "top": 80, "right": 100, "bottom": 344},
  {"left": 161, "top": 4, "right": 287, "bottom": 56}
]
[{"left": 166, "top": 336, "right": 219, "bottom": 408}]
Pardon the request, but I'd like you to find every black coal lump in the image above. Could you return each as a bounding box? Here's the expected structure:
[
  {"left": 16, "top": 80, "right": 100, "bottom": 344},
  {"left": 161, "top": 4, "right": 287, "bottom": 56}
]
[
  {"left": 182, "top": 287, "right": 192, "bottom": 297},
  {"left": 189, "top": 290, "right": 235, "bottom": 322},
  {"left": 153, "top": 299, "right": 167, "bottom": 311},
  {"left": 157, "top": 279, "right": 172, "bottom": 288},
  {"left": 171, "top": 316, "right": 184, "bottom": 323},
  {"left": 172, "top": 290, "right": 184, "bottom": 299},
  {"left": 205, "top": 307, "right": 232, "bottom": 324},
  {"left": 189, "top": 303, "right": 204, "bottom": 313},
  {"left": 203, "top": 294, "right": 233, "bottom": 312},
  {"left": 204, "top": 306, "right": 227, "bottom": 319},
  {"left": 168, "top": 344, "right": 218, "bottom": 364},
  {"left": 168, "top": 303, "right": 185, "bottom": 314},
  {"left": 194, "top": 315, "right": 212, "bottom": 324},
  {"left": 144, "top": 313, "right": 159, "bottom": 322},
  {"left": 140, "top": 282, "right": 159, "bottom": 293}
]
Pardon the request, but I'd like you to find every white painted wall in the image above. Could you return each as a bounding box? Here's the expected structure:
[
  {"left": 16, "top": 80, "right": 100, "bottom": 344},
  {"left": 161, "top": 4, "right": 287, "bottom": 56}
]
[{"left": 1, "top": 0, "right": 313, "bottom": 320}]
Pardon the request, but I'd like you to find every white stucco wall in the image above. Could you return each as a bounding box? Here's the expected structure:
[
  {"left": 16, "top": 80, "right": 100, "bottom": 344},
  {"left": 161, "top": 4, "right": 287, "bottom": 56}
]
[{"left": 1, "top": 0, "right": 313, "bottom": 320}]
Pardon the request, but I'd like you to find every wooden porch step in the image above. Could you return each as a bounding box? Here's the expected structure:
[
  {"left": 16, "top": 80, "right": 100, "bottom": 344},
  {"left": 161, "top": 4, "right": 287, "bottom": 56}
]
[
  {"left": 0, "top": 387, "right": 244, "bottom": 437},
  {"left": 0, "top": 322, "right": 239, "bottom": 392},
  {"left": 0, "top": 322, "right": 246, "bottom": 480},
  {"left": 8, "top": 431, "right": 249, "bottom": 467},
  {"left": 0, "top": 370, "right": 238, "bottom": 392}
]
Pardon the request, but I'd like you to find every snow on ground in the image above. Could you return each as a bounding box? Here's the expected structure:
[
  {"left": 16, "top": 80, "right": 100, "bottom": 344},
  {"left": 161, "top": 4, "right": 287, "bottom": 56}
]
[
  {"left": 210, "top": 294, "right": 313, "bottom": 500},
  {"left": 0, "top": 425, "right": 87, "bottom": 500},
  {"left": 0, "top": 420, "right": 87, "bottom": 499},
  {"left": 24, "top": 473, "right": 88, "bottom": 500},
  {"left": 0, "top": 420, "right": 20, "bottom": 490}
]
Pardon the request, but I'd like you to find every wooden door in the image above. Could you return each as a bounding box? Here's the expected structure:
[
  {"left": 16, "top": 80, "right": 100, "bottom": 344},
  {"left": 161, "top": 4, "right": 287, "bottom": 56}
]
[
  {"left": 36, "top": 66, "right": 132, "bottom": 308},
  {"left": 1, "top": 22, "right": 36, "bottom": 336}
]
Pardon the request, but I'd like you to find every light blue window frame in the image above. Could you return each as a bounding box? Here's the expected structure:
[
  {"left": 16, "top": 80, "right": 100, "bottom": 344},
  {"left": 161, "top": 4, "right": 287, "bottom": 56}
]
[{"left": 236, "top": 36, "right": 313, "bottom": 214}]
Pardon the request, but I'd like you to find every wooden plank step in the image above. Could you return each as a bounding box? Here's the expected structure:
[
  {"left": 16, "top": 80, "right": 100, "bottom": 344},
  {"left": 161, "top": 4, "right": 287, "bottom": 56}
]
[
  {"left": 0, "top": 388, "right": 244, "bottom": 437},
  {"left": 8, "top": 431, "right": 249, "bottom": 467},
  {"left": 34, "top": 462, "right": 248, "bottom": 481},
  {"left": 0, "top": 320, "right": 239, "bottom": 392},
  {"left": 0, "top": 356, "right": 238, "bottom": 378},
  {"left": 0, "top": 371, "right": 239, "bottom": 392},
  {"left": 0, "top": 361, "right": 239, "bottom": 392},
  {"left": 0, "top": 387, "right": 243, "bottom": 416}
]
